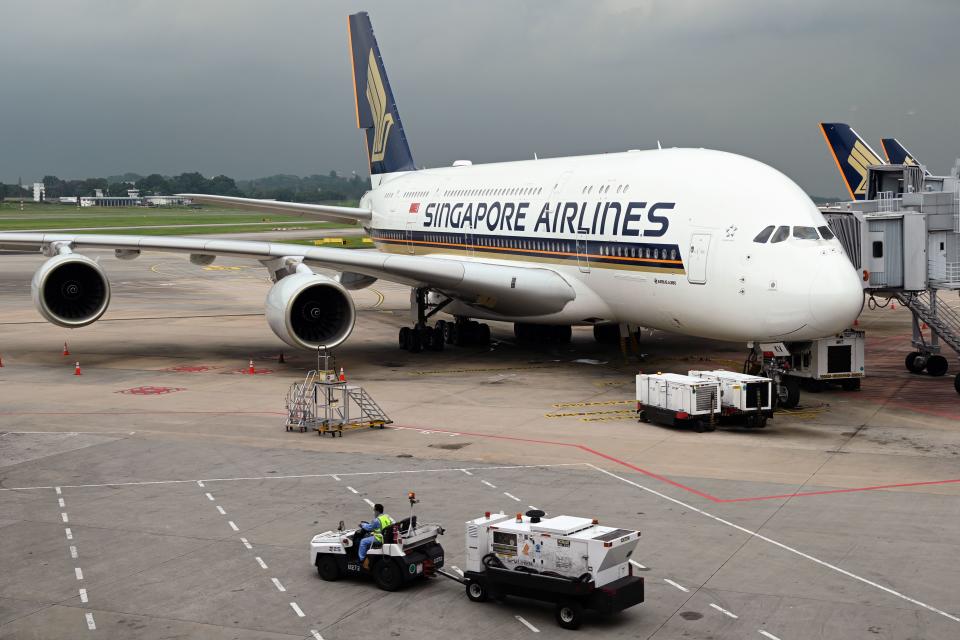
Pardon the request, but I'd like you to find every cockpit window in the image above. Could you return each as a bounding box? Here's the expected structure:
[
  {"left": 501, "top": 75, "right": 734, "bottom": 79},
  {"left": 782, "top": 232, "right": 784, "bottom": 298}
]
[
  {"left": 818, "top": 225, "right": 835, "bottom": 240},
  {"left": 753, "top": 225, "right": 775, "bottom": 243},
  {"left": 793, "top": 226, "right": 819, "bottom": 240},
  {"left": 770, "top": 225, "right": 790, "bottom": 243}
]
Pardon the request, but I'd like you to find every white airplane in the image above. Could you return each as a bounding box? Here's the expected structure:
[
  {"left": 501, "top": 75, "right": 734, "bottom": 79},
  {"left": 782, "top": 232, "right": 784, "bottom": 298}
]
[{"left": 0, "top": 12, "right": 863, "bottom": 356}]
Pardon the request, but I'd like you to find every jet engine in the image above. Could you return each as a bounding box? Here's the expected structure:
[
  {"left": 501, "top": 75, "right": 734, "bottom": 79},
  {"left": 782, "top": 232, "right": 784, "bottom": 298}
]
[
  {"left": 265, "top": 272, "right": 356, "bottom": 350},
  {"left": 31, "top": 253, "right": 111, "bottom": 328}
]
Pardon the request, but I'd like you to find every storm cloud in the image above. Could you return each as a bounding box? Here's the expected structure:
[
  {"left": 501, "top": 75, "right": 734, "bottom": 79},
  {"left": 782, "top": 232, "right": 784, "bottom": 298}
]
[{"left": 2, "top": 0, "right": 958, "bottom": 197}]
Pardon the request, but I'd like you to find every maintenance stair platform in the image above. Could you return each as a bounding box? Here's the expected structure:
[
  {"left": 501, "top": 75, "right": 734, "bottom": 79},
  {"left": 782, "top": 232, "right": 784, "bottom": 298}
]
[{"left": 285, "top": 367, "right": 392, "bottom": 437}]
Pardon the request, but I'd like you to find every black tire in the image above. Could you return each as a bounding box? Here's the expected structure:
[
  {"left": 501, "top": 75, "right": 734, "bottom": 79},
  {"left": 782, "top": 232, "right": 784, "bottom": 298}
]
[
  {"left": 316, "top": 555, "right": 341, "bottom": 581},
  {"left": 926, "top": 355, "right": 949, "bottom": 377},
  {"left": 840, "top": 378, "right": 861, "bottom": 391},
  {"left": 373, "top": 559, "right": 403, "bottom": 592},
  {"left": 954, "top": 373, "right": 960, "bottom": 395},
  {"left": 905, "top": 351, "right": 925, "bottom": 374},
  {"left": 432, "top": 325, "right": 445, "bottom": 351},
  {"left": 693, "top": 421, "right": 705, "bottom": 433},
  {"left": 555, "top": 600, "right": 584, "bottom": 630},
  {"left": 555, "top": 325, "right": 572, "bottom": 344},
  {"left": 638, "top": 410, "right": 648, "bottom": 423},
  {"left": 478, "top": 323, "right": 491, "bottom": 346},
  {"left": 409, "top": 330, "right": 422, "bottom": 354},
  {"left": 398, "top": 327, "right": 410, "bottom": 350},
  {"left": 443, "top": 321, "right": 455, "bottom": 344},
  {"left": 778, "top": 377, "right": 800, "bottom": 409},
  {"left": 465, "top": 579, "right": 488, "bottom": 602},
  {"left": 593, "top": 323, "right": 619, "bottom": 345}
]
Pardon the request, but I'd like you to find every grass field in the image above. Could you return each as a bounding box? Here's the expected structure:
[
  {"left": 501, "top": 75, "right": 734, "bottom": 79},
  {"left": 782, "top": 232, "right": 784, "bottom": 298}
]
[{"left": 0, "top": 203, "right": 355, "bottom": 233}]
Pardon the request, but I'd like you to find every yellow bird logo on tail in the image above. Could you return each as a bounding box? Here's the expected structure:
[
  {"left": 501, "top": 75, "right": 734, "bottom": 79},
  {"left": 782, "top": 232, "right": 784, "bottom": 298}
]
[
  {"left": 847, "top": 140, "right": 882, "bottom": 197},
  {"left": 366, "top": 49, "right": 394, "bottom": 162}
]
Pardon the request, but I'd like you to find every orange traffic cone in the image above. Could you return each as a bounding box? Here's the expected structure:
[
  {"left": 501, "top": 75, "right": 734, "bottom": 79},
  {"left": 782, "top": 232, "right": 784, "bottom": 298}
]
[
  {"left": 247, "top": 359, "right": 255, "bottom": 375},
  {"left": 890, "top": 303, "right": 896, "bottom": 310},
  {"left": 278, "top": 352, "right": 285, "bottom": 364},
  {"left": 63, "top": 341, "right": 70, "bottom": 356},
  {"left": 338, "top": 367, "right": 346, "bottom": 382},
  {"left": 74, "top": 361, "right": 81, "bottom": 376}
]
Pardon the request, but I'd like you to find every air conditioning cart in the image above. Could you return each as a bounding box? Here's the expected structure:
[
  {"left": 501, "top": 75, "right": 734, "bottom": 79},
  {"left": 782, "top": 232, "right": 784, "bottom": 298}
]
[
  {"left": 454, "top": 510, "right": 644, "bottom": 630},
  {"left": 688, "top": 370, "right": 773, "bottom": 428},
  {"left": 636, "top": 373, "right": 721, "bottom": 432}
]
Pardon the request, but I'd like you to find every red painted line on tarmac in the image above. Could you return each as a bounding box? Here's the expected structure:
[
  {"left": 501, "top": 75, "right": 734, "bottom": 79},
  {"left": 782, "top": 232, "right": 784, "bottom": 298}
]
[
  {"left": 390, "top": 425, "right": 960, "bottom": 504},
  {"left": 0, "top": 410, "right": 286, "bottom": 416}
]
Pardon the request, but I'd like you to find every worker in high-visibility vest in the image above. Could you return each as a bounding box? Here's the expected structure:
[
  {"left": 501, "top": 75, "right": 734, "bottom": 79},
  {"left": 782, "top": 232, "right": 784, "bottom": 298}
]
[{"left": 359, "top": 503, "right": 394, "bottom": 569}]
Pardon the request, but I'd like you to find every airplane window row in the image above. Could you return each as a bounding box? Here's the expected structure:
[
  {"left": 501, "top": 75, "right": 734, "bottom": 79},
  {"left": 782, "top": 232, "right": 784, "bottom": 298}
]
[
  {"left": 600, "top": 244, "right": 675, "bottom": 260},
  {"left": 442, "top": 186, "right": 545, "bottom": 198},
  {"left": 753, "top": 225, "right": 836, "bottom": 244},
  {"left": 582, "top": 184, "right": 630, "bottom": 195},
  {"left": 402, "top": 191, "right": 429, "bottom": 198}
]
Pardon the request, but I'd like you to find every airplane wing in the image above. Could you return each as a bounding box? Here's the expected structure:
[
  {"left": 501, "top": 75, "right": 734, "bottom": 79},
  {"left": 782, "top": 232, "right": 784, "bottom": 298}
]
[
  {"left": 0, "top": 232, "right": 575, "bottom": 318},
  {"left": 177, "top": 194, "right": 371, "bottom": 224}
]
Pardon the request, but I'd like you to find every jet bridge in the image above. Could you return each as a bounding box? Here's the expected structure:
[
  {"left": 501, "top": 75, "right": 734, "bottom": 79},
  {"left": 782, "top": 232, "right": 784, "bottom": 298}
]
[{"left": 822, "top": 163, "right": 960, "bottom": 394}]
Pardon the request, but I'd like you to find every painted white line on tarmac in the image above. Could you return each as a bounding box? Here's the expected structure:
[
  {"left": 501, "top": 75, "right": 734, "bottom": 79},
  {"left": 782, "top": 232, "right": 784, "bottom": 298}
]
[
  {"left": 460, "top": 469, "right": 473, "bottom": 476},
  {"left": 665, "top": 578, "right": 688, "bottom": 593},
  {"left": 629, "top": 560, "right": 646, "bottom": 570},
  {"left": 331, "top": 475, "right": 340, "bottom": 481},
  {"left": 85, "top": 612, "right": 96, "bottom": 630},
  {"left": 61, "top": 512, "right": 69, "bottom": 523},
  {"left": 205, "top": 492, "right": 214, "bottom": 501},
  {"left": 1, "top": 463, "right": 587, "bottom": 491},
  {"left": 58, "top": 498, "right": 65, "bottom": 508},
  {"left": 70, "top": 546, "right": 78, "bottom": 559},
  {"left": 363, "top": 498, "right": 375, "bottom": 507},
  {"left": 504, "top": 492, "right": 521, "bottom": 502},
  {"left": 587, "top": 463, "right": 960, "bottom": 624},
  {"left": 311, "top": 631, "right": 324, "bottom": 640},
  {"left": 228, "top": 521, "right": 239, "bottom": 531},
  {"left": 55, "top": 486, "right": 62, "bottom": 495},
  {"left": 710, "top": 603, "right": 738, "bottom": 619},
  {"left": 289, "top": 602, "right": 305, "bottom": 617},
  {"left": 75, "top": 567, "right": 83, "bottom": 580},
  {"left": 255, "top": 556, "right": 268, "bottom": 569},
  {"left": 759, "top": 631, "right": 782, "bottom": 640},
  {"left": 481, "top": 480, "right": 497, "bottom": 488},
  {"left": 347, "top": 486, "right": 358, "bottom": 494},
  {"left": 78, "top": 588, "right": 88, "bottom": 603},
  {"left": 197, "top": 480, "right": 204, "bottom": 487},
  {"left": 515, "top": 615, "right": 540, "bottom": 632},
  {"left": 65, "top": 528, "right": 72, "bottom": 540},
  {"left": 240, "top": 537, "right": 252, "bottom": 549},
  {"left": 271, "top": 577, "right": 286, "bottom": 592},
  {"left": 216, "top": 505, "right": 226, "bottom": 515}
]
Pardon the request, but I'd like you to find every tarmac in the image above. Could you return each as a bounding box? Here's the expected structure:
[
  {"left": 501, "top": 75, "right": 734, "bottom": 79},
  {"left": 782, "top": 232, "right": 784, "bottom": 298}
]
[{"left": 1, "top": 249, "right": 959, "bottom": 639}]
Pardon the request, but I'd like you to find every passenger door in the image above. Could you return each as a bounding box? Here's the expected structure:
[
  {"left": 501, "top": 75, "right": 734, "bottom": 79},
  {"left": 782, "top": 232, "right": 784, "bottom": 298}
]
[{"left": 687, "top": 233, "right": 711, "bottom": 284}]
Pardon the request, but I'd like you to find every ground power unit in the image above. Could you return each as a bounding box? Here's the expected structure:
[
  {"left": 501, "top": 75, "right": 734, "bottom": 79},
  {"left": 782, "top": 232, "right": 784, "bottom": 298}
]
[
  {"left": 636, "top": 373, "right": 721, "bottom": 432},
  {"left": 688, "top": 370, "right": 773, "bottom": 427},
  {"left": 461, "top": 510, "right": 644, "bottom": 630}
]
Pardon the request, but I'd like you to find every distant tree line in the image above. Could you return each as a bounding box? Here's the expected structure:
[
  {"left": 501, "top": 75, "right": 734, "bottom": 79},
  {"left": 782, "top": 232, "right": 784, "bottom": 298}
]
[{"left": 0, "top": 171, "right": 369, "bottom": 204}]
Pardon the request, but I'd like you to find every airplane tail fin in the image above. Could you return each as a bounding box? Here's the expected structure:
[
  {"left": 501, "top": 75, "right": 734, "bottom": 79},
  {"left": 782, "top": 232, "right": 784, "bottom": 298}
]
[
  {"left": 819, "top": 122, "right": 885, "bottom": 201},
  {"left": 881, "top": 137, "right": 931, "bottom": 175},
  {"left": 348, "top": 12, "right": 415, "bottom": 177}
]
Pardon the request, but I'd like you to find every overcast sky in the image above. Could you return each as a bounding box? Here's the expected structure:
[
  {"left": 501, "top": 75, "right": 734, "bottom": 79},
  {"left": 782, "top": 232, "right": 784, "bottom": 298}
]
[{"left": 2, "top": 0, "right": 958, "bottom": 197}]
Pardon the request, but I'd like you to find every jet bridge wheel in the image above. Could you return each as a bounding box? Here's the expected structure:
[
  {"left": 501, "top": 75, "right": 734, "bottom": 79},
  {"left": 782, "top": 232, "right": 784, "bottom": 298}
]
[{"left": 555, "top": 599, "right": 584, "bottom": 630}]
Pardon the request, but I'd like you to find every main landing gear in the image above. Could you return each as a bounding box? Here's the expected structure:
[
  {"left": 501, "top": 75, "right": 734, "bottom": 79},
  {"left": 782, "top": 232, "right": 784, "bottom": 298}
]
[{"left": 398, "top": 288, "right": 491, "bottom": 353}]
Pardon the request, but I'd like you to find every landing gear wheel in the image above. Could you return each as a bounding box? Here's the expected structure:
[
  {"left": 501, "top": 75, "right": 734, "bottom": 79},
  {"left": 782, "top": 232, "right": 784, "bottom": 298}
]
[
  {"left": 431, "top": 325, "right": 446, "bottom": 351},
  {"left": 555, "top": 600, "right": 584, "bottom": 630},
  {"left": 478, "top": 323, "right": 491, "bottom": 346},
  {"left": 778, "top": 377, "right": 800, "bottom": 409},
  {"left": 955, "top": 373, "right": 960, "bottom": 395},
  {"left": 443, "top": 321, "right": 455, "bottom": 344},
  {"left": 408, "top": 330, "right": 423, "bottom": 354},
  {"left": 593, "top": 323, "right": 620, "bottom": 345},
  {"left": 905, "top": 351, "right": 925, "bottom": 374},
  {"left": 465, "top": 579, "right": 488, "bottom": 602},
  {"left": 840, "top": 378, "right": 861, "bottom": 391},
  {"left": 373, "top": 559, "right": 403, "bottom": 591},
  {"left": 316, "top": 556, "right": 341, "bottom": 581},
  {"left": 926, "top": 355, "right": 948, "bottom": 377},
  {"left": 398, "top": 327, "right": 410, "bottom": 350}
]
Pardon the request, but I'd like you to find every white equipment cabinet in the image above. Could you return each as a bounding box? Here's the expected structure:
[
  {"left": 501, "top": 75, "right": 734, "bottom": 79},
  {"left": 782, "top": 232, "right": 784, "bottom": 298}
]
[
  {"left": 636, "top": 373, "right": 721, "bottom": 432},
  {"left": 688, "top": 370, "right": 773, "bottom": 428},
  {"left": 461, "top": 510, "right": 644, "bottom": 630}
]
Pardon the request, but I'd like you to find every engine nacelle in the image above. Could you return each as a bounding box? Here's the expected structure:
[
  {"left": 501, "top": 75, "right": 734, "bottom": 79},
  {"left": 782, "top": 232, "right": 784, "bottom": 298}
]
[
  {"left": 265, "top": 272, "right": 356, "bottom": 350},
  {"left": 31, "top": 254, "right": 111, "bottom": 328}
]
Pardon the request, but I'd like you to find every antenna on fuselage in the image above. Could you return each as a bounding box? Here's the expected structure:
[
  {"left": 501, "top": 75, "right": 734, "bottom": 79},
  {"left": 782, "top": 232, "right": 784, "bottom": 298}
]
[{"left": 657, "top": 140, "right": 662, "bottom": 150}]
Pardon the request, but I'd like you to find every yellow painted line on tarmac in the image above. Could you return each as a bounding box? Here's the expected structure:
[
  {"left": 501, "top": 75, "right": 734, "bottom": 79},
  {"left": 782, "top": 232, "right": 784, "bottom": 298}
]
[
  {"left": 369, "top": 288, "right": 385, "bottom": 309},
  {"left": 411, "top": 365, "right": 556, "bottom": 376},
  {"left": 202, "top": 265, "right": 246, "bottom": 271},
  {"left": 580, "top": 415, "right": 637, "bottom": 423},
  {"left": 149, "top": 264, "right": 162, "bottom": 273},
  {"left": 546, "top": 409, "right": 636, "bottom": 419},
  {"left": 552, "top": 400, "right": 633, "bottom": 408}
]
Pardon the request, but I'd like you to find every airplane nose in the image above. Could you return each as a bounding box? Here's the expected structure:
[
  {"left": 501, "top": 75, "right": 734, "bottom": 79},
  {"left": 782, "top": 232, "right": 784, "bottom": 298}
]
[{"left": 808, "top": 257, "right": 864, "bottom": 335}]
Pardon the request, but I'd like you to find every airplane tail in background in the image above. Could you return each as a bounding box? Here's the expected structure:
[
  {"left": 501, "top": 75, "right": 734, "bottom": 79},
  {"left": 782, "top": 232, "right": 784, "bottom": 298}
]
[
  {"left": 819, "top": 122, "right": 886, "bottom": 201},
  {"left": 348, "top": 12, "right": 416, "bottom": 177},
  {"left": 881, "top": 137, "right": 931, "bottom": 175}
]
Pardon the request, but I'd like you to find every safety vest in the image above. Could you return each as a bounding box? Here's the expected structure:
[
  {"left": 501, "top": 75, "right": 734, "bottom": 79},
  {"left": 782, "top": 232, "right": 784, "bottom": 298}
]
[{"left": 372, "top": 513, "right": 395, "bottom": 543}]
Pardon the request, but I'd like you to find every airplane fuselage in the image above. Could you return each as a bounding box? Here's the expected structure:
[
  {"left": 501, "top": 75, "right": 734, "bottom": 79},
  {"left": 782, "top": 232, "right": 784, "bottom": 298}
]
[{"left": 361, "top": 148, "right": 864, "bottom": 343}]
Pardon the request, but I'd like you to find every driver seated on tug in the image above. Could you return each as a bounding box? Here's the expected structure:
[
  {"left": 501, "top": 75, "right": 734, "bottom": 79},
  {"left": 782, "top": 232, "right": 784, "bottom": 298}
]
[{"left": 358, "top": 503, "right": 394, "bottom": 569}]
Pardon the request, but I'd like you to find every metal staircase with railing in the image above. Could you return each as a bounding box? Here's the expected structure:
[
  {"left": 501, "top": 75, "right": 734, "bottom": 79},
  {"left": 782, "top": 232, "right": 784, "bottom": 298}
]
[
  {"left": 283, "top": 363, "right": 392, "bottom": 436},
  {"left": 285, "top": 370, "right": 318, "bottom": 432},
  {"left": 346, "top": 386, "right": 391, "bottom": 426},
  {"left": 896, "top": 290, "right": 960, "bottom": 356}
]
